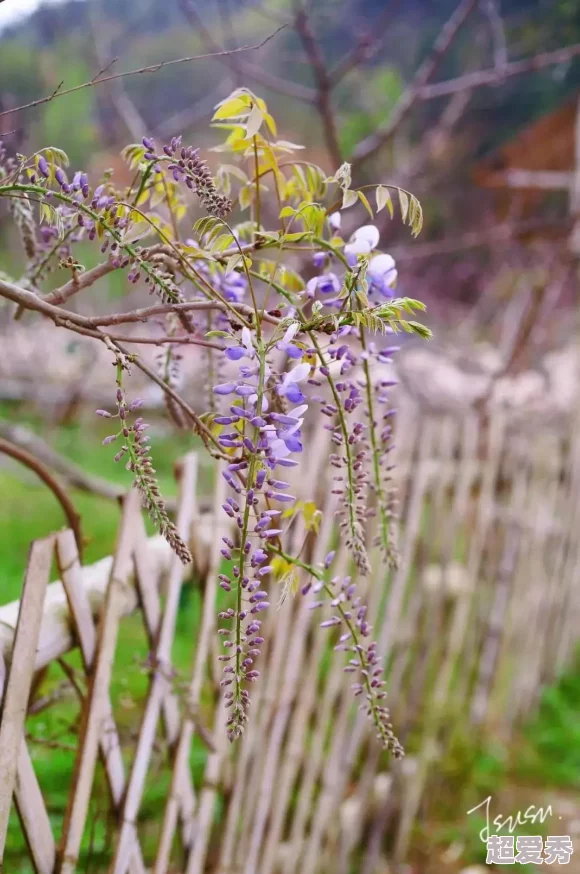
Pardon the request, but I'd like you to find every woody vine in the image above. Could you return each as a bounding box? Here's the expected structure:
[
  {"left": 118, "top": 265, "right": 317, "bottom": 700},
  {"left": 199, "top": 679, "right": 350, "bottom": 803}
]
[{"left": 0, "top": 88, "right": 431, "bottom": 754}]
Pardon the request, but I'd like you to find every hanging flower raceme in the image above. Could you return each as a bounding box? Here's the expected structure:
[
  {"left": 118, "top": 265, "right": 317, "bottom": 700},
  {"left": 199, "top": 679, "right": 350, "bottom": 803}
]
[
  {"left": 0, "top": 94, "right": 431, "bottom": 755},
  {"left": 304, "top": 554, "right": 403, "bottom": 757},
  {"left": 213, "top": 334, "right": 310, "bottom": 740}
]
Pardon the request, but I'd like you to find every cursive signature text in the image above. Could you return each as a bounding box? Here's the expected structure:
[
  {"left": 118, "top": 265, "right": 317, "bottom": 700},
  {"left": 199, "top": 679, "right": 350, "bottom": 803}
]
[{"left": 467, "top": 795, "right": 554, "bottom": 843}]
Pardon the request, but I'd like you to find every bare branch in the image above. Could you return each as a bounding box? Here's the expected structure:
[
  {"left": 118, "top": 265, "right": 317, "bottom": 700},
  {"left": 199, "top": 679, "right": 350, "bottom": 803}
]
[
  {"left": 0, "top": 25, "right": 287, "bottom": 120},
  {"left": 105, "top": 334, "right": 224, "bottom": 349},
  {"left": 328, "top": 1, "right": 401, "bottom": 86},
  {"left": 352, "top": 0, "right": 479, "bottom": 167},
  {"left": 87, "top": 300, "right": 281, "bottom": 328},
  {"left": 153, "top": 83, "right": 231, "bottom": 139},
  {"left": 395, "top": 88, "right": 472, "bottom": 185},
  {"left": 43, "top": 261, "right": 119, "bottom": 307},
  {"left": 481, "top": 169, "right": 574, "bottom": 189},
  {"left": 293, "top": 3, "right": 342, "bottom": 168},
  {"left": 390, "top": 217, "right": 572, "bottom": 261},
  {"left": 179, "top": 1, "right": 315, "bottom": 103},
  {"left": 418, "top": 42, "right": 580, "bottom": 100},
  {"left": 88, "top": 6, "right": 147, "bottom": 141},
  {"left": 481, "top": 0, "right": 508, "bottom": 70},
  {"left": 0, "top": 436, "right": 83, "bottom": 556},
  {"left": 0, "top": 420, "right": 124, "bottom": 503},
  {"left": 0, "top": 277, "right": 221, "bottom": 451}
]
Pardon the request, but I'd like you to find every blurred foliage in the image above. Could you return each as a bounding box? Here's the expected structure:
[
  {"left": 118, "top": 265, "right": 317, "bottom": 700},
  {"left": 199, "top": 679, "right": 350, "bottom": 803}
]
[
  {"left": 1, "top": 0, "right": 578, "bottom": 171},
  {"left": 338, "top": 66, "right": 405, "bottom": 158},
  {"left": 42, "top": 54, "right": 97, "bottom": 167}
]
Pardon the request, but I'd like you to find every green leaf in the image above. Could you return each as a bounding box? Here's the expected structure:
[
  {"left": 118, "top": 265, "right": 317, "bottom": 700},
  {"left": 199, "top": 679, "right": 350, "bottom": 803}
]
[
  {"left": 355, "top": 287, "right": 370, "bottom": 308},
  {"left": 357, "top": 190, "right": 374, "bottom": 219},
  {"left": 213, "top": 97, "right": 250, "bottom": 120},
  {"left": 239, "top": 185, "right": 252, "bottom": 211},
  {"left": 279, "top": 206, "right": 296, "bottom": 218},
  {"left": 407, "top": 320, "right": 432, "bottom": 339},
  {"left": 284, "top": 231, "right": 311, "bottom": 242},
  {"left": 205, "top": 330, "right": 232, "bottom": 338},
  {"left": 210, "top": 233, "right": 235, "bottom": 254},
  {"left": 342, "top": 189, "right": 358, "bottom": 209},
  {"left": 409, "top": 194, "right": 423, "bottom": 236},
  {"left": 44, "top": 146, "right": 70, "bottom": 167},
  {"left": 224, "top": 253, "right": 243, "bottom": 274},
  {"left": 263, "top": 112, "right": 277, "bottom": 136},
  {"left": 39, "top": 201, "right": 64, "bottom": 237},
  {"left": 376, "top": 185, "right": 394, "bottom": 217},
  {"left": 398, "top": 189, "right": 409, "bottom": 224},
  {"left": 246, "top": 104, "right": 264, "bottom": 138}
]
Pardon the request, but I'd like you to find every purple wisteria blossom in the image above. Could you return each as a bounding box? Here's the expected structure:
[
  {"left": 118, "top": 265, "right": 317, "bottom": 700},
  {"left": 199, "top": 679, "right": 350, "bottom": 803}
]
[{"left": 368, "top": 253, "right": 398, "bottom": 298}]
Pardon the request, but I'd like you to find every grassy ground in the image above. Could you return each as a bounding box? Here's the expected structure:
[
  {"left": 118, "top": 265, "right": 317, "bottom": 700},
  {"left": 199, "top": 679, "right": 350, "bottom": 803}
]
[
  {"left": 1, "top": 401, "right": 208, "bottom": 870},
  {"left": 1, "top": 402, "right": 579, "bottom": 871}
]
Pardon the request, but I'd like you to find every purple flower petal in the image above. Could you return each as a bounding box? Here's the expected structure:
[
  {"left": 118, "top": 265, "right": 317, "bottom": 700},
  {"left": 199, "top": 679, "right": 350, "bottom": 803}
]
[
  {"left": 225, "top": 346, "right": 246, "bottom": 361},
  {"left": 213, "top": 383, "right": 236, "bottom": 395}
]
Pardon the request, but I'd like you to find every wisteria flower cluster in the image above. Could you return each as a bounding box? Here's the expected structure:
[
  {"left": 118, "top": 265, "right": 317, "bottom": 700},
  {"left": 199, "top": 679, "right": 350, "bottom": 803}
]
[{"left": 0, "top": 87, "right": 430, "bottom": 754}]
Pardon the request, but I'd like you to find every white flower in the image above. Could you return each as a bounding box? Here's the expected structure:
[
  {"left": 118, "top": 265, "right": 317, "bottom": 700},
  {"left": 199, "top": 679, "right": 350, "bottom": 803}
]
[
  {"left": 241, "top": 326, "right": 254, "bottom": 357},
  {"left": 344, "top": 224, "right": 380, "bottom": 258},
  {"left": 328, "top": 211, "right": 341, "bottom": 231},
  {"left": 368, "top": 253, "right": 397, "bottom": 290}
]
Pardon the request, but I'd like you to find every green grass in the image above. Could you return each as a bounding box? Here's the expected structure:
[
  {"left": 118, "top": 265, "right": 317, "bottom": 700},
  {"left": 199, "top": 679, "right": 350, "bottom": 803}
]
[
  {"left": 0, "top": 403, "right": 210, "bottom": 869},
  {"left": 2, "top": 404, "right": 579, "bottom": 870}
]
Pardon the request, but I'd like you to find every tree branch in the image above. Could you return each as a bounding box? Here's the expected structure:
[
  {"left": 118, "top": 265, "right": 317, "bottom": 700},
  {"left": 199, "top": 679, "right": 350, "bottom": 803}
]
[
  {"left": 0, "top": 276, "right": 222, "bottom": 451},
  {"left": 481, "top": 0, "right": 508, "bottom": 71},
  {"left": 0, "top": 421, "right": 125, "bottom": 503},
  {"left": 0, "top": 436, "right": 83, "bottom": 556},
  {"left": 481, "top": 169, "right": 574, "bottom": 189},
  {"left": 352, "top": 0, "right": 478, "bottom": 167},
  {"left": 43, "top": 261, "right": 119, "bottom": 307},
  {"left": 417, "top": 42, "right": 580, "bottom": 100},
  {"left": 0, "top": 26, "right": 287, "bottom": 120},
  {"left": 86, "top": 300, "right": 281, "bottom": 328},
  {"left": 293, "top": 3, "right": 342, "bottom": 168},
  {"left": 328, "top": 0, "right": 401, "bottom": 86},
  {"left": 390, "top": 217, "right": 572, "bottom": 261},
  {"left": 178, "top": 1, "right": 315, "bottom": 103}
]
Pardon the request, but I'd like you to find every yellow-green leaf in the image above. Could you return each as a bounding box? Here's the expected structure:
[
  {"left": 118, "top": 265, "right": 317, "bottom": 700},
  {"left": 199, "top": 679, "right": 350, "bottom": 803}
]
[
  {"left": 239, "top": 185, "right": 252, "bottom": 211},
  {"left": 264, "top": 112, "right": 277, "bottom": 136},
  {"left": 246, "top": 104, "right": 264, "bottom": 138},
  {"left": 224, "top": 253, "right": 243, "bottom": 274},
  {"left": 376, "top": 185, "right": 394, "bottom": 217},
  {"left": 302, "top": 501, "right": 322, "bottom": 533},
  {"left": 213, "top": 97, "right": 250, "bottom": 120},
  {"left": 357, "top": 190, "right": 374, "bottom": 219},
  {"left": 342, "top": 189, "right": 358, "bottom": 209},
  {"left": 398, "top": 189, "right": 409, "bottom": 224}
]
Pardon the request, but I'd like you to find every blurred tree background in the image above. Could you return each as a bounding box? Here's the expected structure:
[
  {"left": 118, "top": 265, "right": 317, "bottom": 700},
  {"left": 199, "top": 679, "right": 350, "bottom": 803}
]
[{"left": 1, "top": 2, "right": 579, "bottom": 871}]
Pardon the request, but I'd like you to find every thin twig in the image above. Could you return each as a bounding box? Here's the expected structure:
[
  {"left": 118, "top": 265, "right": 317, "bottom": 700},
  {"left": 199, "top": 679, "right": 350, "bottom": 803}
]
[
  {"left": 418, "top": 41, "right": 580, "bottom": 100},
  {"left": 43, "top": 261, "right": 119, "bottom": 307},
  {"left": 0, "top": 436, "right": 83, "bottom": 555},
  {"left": 0, "top": 420, "right": 125, "bottom": 502},
  {"left": 0, "top": 276, "right": 221, "bottom": 451},
  {"left": 481, "top": 0, "right": 508, "bottom": 71},
  {"left": 179, "top": 1, "right": 315, "bottom": 103},
  {"left": 328, "top": 0, "right": 401, "bottom": 86},
  {"left": 293, "top": 2, "right": 342, "bottom": 168},
  {"left": 0, "top": 26, "right": 287, "bottom": 120},
  {"left": 86, "top": 300, "right": 281, "bottom": 328},
  {"left": 390, "top": 216, "right": 571, "bottom": 261},
  {"left": 353, "top": 0, "right": 479, "bottom": 166}
]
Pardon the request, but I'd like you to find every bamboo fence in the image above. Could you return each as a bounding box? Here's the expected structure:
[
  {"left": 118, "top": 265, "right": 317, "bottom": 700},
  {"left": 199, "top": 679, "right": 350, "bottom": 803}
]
[{"left": 0, "top": 402, "right": 578, "bottom": 874}]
